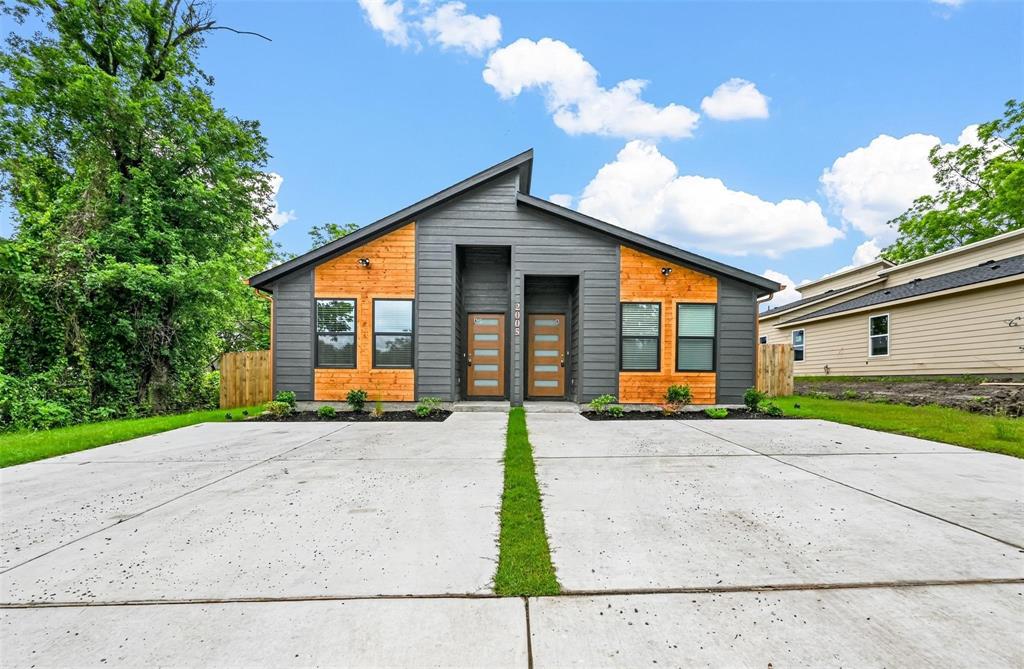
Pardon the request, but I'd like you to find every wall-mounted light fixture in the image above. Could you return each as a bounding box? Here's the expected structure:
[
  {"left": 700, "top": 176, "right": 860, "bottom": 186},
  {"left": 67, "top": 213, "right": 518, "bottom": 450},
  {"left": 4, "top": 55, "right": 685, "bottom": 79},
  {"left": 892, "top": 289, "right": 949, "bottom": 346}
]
[
  {"left": 660, "top": 267, "right": 673, "bottom": 277},
  {"left": 357, "top": 257, "right": 371, "bottom": 268}
]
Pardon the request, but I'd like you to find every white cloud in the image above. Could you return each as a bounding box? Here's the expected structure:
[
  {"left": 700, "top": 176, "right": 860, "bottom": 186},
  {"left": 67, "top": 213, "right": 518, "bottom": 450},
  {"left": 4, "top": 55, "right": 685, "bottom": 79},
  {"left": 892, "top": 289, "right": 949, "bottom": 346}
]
[
  {"left": 483, "top": 38, "right": 700, "bottom": 140},
  {"left": 548, "top": 193, "right": 574, "bottom": 208},
  {"left": 760, "top": 270, "right": 802, "bottom": 310},
  {"left": 575, "top": 141, "right": 843, "bottom": 257},
  {"left": 421, "top": 2, "right": 501, "bottom": 57},
  {"left": 265, "top": 172, "right": 296, "bottom": 232},
  {"left": 700, "top": 78, "right": 770, "bottom": 121},
  {"left": 851, "top": 238, "right": 882, "bottom": 266},
  {"left": 819, "top": 125, "right": 979, "bottom": 243},
  {"left": 932, "top": 0, "right": 964, "bottom": 6},
  {"left": 357, "top": 0, "right": 412, "bottom": 48}
]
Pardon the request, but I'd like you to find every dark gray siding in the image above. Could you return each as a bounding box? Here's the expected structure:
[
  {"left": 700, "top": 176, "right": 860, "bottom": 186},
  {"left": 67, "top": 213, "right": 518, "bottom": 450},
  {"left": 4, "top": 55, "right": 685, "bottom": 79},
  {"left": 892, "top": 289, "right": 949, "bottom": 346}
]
[
  {"left": 272, "top": 269, "right": 314, "bottom": 400},
  {"left": 416, "top": 173, "right": 620, "bottom": 403},
  {"left": 717, "top": 278, "right": 757, "bottom": 403}
]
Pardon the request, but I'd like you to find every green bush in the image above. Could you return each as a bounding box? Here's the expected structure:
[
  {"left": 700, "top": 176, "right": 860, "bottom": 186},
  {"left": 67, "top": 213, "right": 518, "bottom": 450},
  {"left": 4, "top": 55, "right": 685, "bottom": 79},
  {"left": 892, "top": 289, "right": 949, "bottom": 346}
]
[
  {"left": 415, "top": 397, "right": 441, "bottom": 418},
  {"left": 757, "top": 400, "right": 784, "bottom": 417},
  {"left": 704, "top": 407, "right": 729, "bottom": 419},
  {"left": 275, "top": 390, "right": 297, "bottom": 407},
  {"left": 346, "top": 389, "right": 368, "bottom": 412},
  {"left": 606, "top": 405, "right": 624, "bottom": 417},
  {"left": 589, "top": 394, "right": 617, "bottom": 413},
  {"left": 743, "top": 387, "right": 768, "bottom": 412},
  {"left": 316, "top": 405, "right": 337, "bottom": 419},
  {"left": 0, "top": 370, "right": 88, "bottom": 431},
  {"left": 263, "top": 400, "right": 292, "bottom": 417},
  {"left": 665, "top": 384, "right": 692, "bottom": 406}
]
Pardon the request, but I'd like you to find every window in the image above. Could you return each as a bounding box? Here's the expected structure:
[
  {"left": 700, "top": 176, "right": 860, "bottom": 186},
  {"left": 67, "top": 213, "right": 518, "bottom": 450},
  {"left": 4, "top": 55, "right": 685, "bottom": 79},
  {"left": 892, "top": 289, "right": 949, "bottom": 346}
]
[
  {"left": 792, "top": 329, "right": 805, "bottom": 362},
  {"left": 373, "top": 299, "right": 414, "bottom": 368},
  {"left": 676, "top": 303, "right": 716, "bottom": 371},
  {"left": 759, "top": 336, "right": 767, "bottom": 344},
  {"left": 316, "top": 299, "right": 356, "bottom": 368},
  {"left": 869, "top": 314, "right": 889, "bottom": 357},
  {"left": 620, "top": 303, "right": 660, "bottom": 371}
]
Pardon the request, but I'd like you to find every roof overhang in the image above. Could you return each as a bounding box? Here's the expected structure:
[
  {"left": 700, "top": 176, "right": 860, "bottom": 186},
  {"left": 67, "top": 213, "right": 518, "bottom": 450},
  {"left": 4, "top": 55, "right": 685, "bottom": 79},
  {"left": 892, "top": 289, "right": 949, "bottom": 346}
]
[{"left": 759, "top": 277, "right": 887, "bottom": 321}]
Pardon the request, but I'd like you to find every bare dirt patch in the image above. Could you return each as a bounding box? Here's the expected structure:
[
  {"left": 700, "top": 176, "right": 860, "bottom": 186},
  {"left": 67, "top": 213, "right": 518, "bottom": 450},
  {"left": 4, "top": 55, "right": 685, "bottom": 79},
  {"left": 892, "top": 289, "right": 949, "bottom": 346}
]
[{"left": 796, "top": 377, "right": 1024, "bottom": 417}]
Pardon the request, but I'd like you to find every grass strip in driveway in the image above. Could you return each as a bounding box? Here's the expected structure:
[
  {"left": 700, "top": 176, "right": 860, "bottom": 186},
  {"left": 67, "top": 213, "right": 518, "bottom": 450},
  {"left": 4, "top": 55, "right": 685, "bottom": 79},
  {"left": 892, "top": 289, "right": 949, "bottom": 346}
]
[
  {"left": 776, "top": 396, "right": 1023, "bottom": 458},
  {"left": 494, "top": 407, "right": 560, "bottom": 596},
  {"left": 0, "top": 406, "right": 263, "bottom": 468}
]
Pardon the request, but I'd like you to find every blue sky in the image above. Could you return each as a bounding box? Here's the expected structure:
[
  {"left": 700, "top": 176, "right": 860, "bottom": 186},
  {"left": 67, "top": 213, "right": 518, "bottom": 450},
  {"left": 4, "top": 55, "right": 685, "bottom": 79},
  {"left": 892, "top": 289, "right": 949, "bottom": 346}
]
[{"left": 4, "top": 0, "right": 1022, "bottom": 305}]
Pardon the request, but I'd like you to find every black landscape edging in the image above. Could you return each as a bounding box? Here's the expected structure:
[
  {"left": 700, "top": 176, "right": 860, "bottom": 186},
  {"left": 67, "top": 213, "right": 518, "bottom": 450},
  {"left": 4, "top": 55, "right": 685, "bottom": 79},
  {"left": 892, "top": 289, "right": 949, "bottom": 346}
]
[
  {"left": 252, "top": 410, "right": 451, "bottom": 423},
  {"left": 580, "top": 409, "right": 793, "bottom": 421}
]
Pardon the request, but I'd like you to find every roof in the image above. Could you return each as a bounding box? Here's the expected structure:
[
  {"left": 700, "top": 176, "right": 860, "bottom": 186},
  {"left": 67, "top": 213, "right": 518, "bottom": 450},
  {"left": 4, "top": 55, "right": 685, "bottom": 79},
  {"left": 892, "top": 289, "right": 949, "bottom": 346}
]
[
  {"left": 759, "top": 277, "right": 885, "bottom": 320},
  {"left": 249, "top": 149, "right": 535, "bottom": 289},
  {"left": 877, "top": 227, "right": 1024, "bottom": 277},
  {"left": 249, "top": 150, "right": 782, "bottom": 295},
  {"left": 796, "top": 258, "right": 894, "bottom": 293},
  {"left": 781, "top": 254, "right": 1024, "bottom": 325}
]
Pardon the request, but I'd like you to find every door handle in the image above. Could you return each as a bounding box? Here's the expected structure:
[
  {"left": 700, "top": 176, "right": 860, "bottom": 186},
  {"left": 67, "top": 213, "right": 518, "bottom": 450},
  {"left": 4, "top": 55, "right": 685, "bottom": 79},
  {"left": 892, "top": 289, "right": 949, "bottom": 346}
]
[
  {"left": 560, "top": 355, "right": 565, "bottom": 368},
  {"left": 467, "top": 356, "right": 473, "bottom": 367}
]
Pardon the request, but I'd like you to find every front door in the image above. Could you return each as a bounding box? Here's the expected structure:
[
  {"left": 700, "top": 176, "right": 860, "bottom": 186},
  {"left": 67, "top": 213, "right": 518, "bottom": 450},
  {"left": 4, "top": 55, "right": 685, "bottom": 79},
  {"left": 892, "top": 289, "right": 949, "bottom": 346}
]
[
  {"left": 467, "top": 314, "right": 506, "bottom": 397},
  {"left": 528, "top": 314, "right": 566, "bottom": 398}
]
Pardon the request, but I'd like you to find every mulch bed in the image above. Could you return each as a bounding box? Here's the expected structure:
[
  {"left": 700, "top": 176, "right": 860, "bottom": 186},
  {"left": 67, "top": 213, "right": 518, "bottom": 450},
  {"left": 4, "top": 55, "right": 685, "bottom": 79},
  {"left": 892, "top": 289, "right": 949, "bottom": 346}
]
[
  {"left": 252, "top": 410, "right": 451, "bottom": 422},
  {"left": 581, "top": 409, "right": 792, "bottom": 421}
]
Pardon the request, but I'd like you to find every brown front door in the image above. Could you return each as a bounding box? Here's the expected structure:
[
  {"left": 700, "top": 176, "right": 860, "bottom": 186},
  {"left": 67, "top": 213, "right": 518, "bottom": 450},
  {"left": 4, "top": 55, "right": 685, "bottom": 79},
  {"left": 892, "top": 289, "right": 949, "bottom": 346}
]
[
  {"left": 467, "top": 314, "right": 506, "bottom": 397},
  {"left": 528, "top": 314, "right": 566, "bottom": 398}
]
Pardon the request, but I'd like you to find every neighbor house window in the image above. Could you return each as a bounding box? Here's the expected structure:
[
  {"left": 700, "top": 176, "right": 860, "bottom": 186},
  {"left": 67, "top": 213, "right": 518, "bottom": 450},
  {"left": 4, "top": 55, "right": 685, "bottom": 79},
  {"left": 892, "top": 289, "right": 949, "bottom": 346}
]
[
  {"left": 792, "top": 329, "right": 805, "bottom": 362},
  {"left": 759, "top": 336, "right": 767, "bottom": 344},
  {"left": 620, "top": 303, "right": 660, "bottom": 371},
  {"left": 373, "top": 299, "right": 414, "bottom": 368},
  {"left": 869, "top": 314, "right": 889, "bottom": 357},
  {"left": 316, "top": 299, "right": 356, "bottom": 368},
  {"left": 676, "top": 303, "right": 716, "bottom": 371}
]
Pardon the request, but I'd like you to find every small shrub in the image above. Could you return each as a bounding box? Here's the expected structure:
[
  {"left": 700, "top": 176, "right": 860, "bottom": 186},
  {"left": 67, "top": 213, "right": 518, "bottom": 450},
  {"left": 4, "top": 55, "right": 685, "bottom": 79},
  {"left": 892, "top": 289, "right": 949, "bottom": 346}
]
[
  {"left": 757, "top": 400, "right": 784, "bottom": 417},
  {"left": 317, "top": 405, "right": 337, "bottom": 419},
  {"left": 415, "top": 397, "right": 441, "bottom": 418},
  {"left": 589, "top": 394, "right": 617, "bottom": 413},
  {"left": 743, "top": 387, "right": 767, "bottom": 412},
  {"left": 606, "top": 405, "right": 624, "bottom": 417},
  {"left": 841, "top": 389, "right": 859, "bottom": 400},
  {"left": 665, "top": 384, "right": 692, "bottom": 406},
  {"left": 704, "top": 407, "right": 728, "bottom": 419},
  {"left": 346, "top": 389, "right": 368, "bottom": 412},
  {"left": 242, "top": 409, "right": 249, "bottom": 416},
  {"left": 275, "top": 390, "right": 297, "bottom": 407},
  {"left": 225, "top": 412, "right": 233, "bottom": 421},
  {"left": 371, "top": 396, "right": 384, "bottom": 418},
  {"left": 263, "top": 400, "right": 292, "bottom": 417}
]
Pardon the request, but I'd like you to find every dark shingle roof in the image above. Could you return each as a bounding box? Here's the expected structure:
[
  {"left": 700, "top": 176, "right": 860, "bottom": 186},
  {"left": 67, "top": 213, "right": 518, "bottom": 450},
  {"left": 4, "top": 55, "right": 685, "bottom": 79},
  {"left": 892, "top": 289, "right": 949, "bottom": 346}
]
[
  {"left": 782, "top": 254, "right": 1024, "bottom": 324},
  {"left": 759, "top": 278, "right": 884, "bottom": 319}
]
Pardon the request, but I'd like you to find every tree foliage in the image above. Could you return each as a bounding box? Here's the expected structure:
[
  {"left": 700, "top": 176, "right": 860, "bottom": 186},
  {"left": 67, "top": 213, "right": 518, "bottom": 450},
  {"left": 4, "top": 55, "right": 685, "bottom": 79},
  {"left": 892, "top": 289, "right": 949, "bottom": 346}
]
[
  {"left": 0, "top": 0, "right": 275, "bottom": 427},
  {"left": 883, "top": 99, "right": 1024, "bottom": 263},
  {"left": 308, "top": 222, "right": 358, "bottom": 248}
]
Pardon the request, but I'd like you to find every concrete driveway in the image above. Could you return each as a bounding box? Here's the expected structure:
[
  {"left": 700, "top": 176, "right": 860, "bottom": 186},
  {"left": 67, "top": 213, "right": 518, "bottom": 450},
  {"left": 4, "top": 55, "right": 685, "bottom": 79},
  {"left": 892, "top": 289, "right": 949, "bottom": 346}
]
[
  {"left": 528, "top": 414, "right": 1024, "bottom": 666},
  {"left": 2, "top": 413, "right": 1022, "bottom": 667}
]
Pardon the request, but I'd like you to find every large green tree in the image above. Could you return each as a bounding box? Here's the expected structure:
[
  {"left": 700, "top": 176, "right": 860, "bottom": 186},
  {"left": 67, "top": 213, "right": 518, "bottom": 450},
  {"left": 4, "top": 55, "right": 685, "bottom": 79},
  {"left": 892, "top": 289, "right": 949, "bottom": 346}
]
[
  {"left": 884, "top": 99, "right": 1024, "bottom": 263},
  {"left": 0, "top": 0, "right": 275, "bottom": 423}
]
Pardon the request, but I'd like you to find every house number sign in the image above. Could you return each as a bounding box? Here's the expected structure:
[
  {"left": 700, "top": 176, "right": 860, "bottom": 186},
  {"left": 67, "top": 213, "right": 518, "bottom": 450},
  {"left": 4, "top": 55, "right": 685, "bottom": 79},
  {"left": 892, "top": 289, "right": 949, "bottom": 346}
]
[{"left": 513, "top": 302, "right": 521, "bottom": 336}]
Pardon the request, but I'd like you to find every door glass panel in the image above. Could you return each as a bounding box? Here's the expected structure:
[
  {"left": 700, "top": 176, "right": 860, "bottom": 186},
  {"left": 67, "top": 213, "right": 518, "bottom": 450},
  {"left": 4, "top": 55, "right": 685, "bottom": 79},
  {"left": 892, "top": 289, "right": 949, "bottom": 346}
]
[
  {"left": 475, "top": 364, "right": 499, "bottom": 372},
  {"left": 474, "top": 333, "right": 498, "bottom": 341},
  {"left": 474, "top": 348, "right": 498, "bottom": 356},
  {"left": 534, "top": 380, "right": 558, "bottom": 388},
  {"left": 534, "top": 364, "right": 558, "bottom": 372},
  {"left": 535, "top": 318, "right": 559, "bottom": 326},
  {"left": 535, "top": 349, "right": 559, "bottom": 357},
  {"left": 534, "top": 334, "right": 559, "bottom": 342},
  {"left": 474, "top": 379, "right": 498, "bottom": 387},
  {"left": 474, "top": 318, "right": 499, "bottom": 326}
]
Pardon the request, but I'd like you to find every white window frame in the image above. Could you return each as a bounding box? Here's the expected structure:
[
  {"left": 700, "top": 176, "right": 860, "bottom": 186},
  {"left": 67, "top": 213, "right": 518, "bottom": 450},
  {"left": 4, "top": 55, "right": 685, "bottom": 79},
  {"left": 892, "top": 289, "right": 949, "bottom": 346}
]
[
  {"left": 868, "top": 313, "right": 890, "bottom": 357},
  {"left": 792, "top": 329, "right": 805, "bottom": 362}
]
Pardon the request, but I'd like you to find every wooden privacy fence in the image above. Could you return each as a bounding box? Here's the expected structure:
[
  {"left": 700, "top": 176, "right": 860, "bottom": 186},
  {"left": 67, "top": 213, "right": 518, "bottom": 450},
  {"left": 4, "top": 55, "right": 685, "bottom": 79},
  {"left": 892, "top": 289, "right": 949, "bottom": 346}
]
[
  {"left": 756, "top": 343, "right": 794, "bottom": 397},
  {"left": 220, "top": 350, "right": 272, "bottom": 409}
]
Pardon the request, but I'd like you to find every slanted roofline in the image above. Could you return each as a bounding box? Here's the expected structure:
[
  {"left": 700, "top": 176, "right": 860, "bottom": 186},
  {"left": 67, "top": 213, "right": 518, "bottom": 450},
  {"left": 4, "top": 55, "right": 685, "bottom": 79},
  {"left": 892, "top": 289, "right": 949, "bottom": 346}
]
[
  {"left": 876, "top": 227, "right": 1024, "bottom": 277},
  {"left": 249, "top": 149, "right": 534, "bottom": 290},
  {"left": 796, "top": 258, "right": 894, "bottom": 294},
  {"left": 249, "top": 149, "right": 781, "bottom": 295}
]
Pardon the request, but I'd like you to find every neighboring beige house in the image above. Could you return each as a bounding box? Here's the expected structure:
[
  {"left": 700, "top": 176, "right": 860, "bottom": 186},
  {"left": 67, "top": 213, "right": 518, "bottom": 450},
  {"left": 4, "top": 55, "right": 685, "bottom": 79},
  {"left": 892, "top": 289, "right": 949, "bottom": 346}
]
[{"left": 759, "top": 229, "right": 1024, "bottom": 377}]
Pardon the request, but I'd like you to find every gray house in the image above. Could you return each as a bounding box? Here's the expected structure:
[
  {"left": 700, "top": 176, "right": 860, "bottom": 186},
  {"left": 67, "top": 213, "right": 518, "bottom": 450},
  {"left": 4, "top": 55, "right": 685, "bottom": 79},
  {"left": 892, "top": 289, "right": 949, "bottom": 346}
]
[{"left": 248, "top": 150, "right": 780, "bottom": 406}]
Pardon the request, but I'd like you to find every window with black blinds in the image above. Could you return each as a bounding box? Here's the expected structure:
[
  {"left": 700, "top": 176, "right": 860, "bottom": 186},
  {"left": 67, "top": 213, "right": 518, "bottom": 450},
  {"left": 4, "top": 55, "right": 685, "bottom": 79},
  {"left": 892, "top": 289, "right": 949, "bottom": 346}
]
[{"left": 620, "top": 303, "right": 660, "bottom": 371}]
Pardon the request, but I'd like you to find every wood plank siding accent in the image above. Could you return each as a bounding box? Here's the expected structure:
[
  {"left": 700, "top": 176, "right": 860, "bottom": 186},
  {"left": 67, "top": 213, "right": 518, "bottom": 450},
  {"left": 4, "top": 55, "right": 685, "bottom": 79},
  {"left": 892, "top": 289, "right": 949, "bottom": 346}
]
[
  {"left": 618, "top": 245, "right": 718, "bottom": 404},
  {"left": 313, "top": 223, "right": 416, "bottom": 401}
]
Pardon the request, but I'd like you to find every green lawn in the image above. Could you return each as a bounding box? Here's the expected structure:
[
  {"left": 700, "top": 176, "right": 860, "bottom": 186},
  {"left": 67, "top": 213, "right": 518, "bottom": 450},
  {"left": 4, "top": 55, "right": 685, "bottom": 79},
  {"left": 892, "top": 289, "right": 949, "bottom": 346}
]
[
  {"left": 0, "top": 406, "right": 262, "bottom": 468},
  {"left": 494, "top": 407, "right": 560, "bottom": 596},
  {"left": 776, "top": 396, "right": 1023, "bottom": 458}
]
